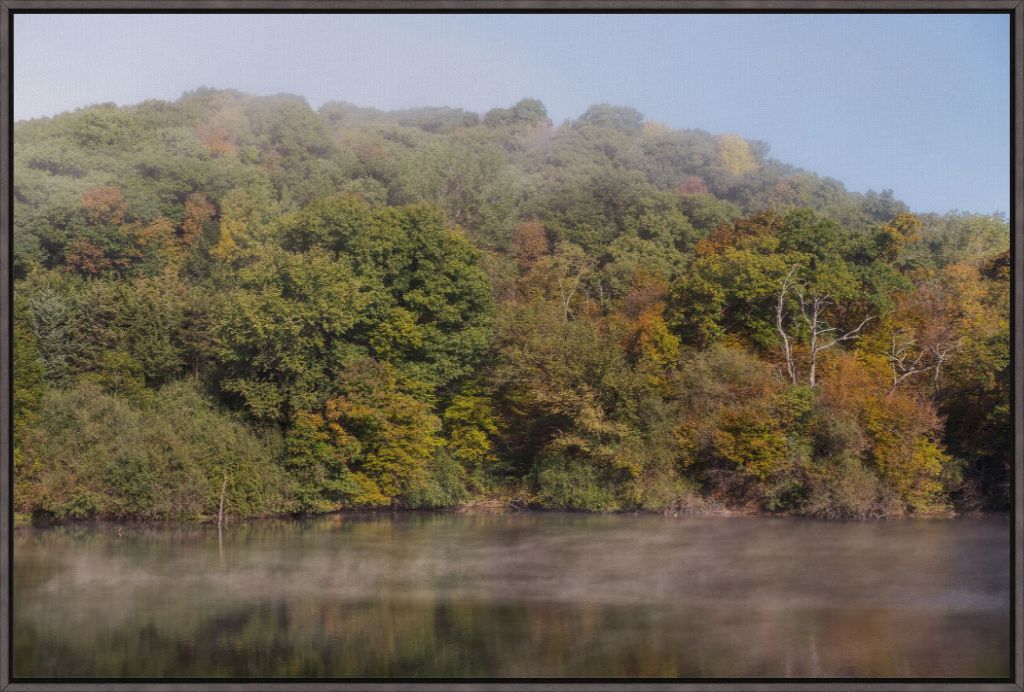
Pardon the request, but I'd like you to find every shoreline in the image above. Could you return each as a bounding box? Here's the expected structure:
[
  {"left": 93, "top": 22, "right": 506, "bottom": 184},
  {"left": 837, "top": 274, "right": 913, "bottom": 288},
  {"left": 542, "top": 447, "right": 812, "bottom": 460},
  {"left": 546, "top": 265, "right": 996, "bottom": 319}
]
[{"left": 14, "top": 505, "right": 1003, "bottom": 529}]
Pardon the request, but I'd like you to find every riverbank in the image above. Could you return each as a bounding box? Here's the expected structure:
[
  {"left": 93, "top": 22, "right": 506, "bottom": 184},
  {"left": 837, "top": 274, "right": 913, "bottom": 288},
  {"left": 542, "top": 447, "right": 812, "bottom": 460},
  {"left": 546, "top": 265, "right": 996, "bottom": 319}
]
[{"left": 16, "top": 500, "right": 983, "bottom": 529}]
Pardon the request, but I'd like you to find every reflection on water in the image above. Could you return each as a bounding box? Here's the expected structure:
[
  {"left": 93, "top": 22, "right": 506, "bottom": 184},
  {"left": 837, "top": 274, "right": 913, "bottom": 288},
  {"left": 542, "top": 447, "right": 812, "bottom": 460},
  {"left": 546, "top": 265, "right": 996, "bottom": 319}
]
[{"left": 13, "top": 513, "right": 1010, "bottom": 678}]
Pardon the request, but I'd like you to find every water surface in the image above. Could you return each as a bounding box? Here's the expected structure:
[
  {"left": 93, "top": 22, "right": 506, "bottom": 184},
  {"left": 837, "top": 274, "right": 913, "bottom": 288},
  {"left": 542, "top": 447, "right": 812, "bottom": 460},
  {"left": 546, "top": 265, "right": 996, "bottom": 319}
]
[{"left": 13, "top": 513, "right": 1010, "bottom": 678}]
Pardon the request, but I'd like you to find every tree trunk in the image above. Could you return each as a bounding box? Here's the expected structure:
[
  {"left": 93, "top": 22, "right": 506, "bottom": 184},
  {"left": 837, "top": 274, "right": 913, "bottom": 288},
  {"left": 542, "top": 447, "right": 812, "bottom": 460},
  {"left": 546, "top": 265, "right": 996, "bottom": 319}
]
[
  {"left": 776, "top": 266, "right": 798, "bottom": 384},
  {"left": 217, "top": 470, "right": 228, "bottom": 528}
]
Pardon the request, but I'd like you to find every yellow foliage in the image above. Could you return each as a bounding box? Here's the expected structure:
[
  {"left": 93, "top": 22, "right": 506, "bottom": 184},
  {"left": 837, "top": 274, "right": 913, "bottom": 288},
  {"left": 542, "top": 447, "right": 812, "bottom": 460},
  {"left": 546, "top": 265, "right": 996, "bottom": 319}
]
[
  {"left": 210, "top": 217, "right": 241, "bottom": 263},
  {"left": 717, "top": 134, "right": 756, "bottom": 175},
  {"left": 323, "top": 360, "right": 443, "bottom": 501},
  {"left": 711, "top": 408, "right": 790, "bottom": 481},
  {"left": 819, "top": 352, "right": 950, "bottom": 511},
  {"left": 211, "top": 184, "right": 280, "bottom": 263},
  {"left": 643, "top": 120, "right": 671, "bottom": 136},
  {"left": 347, "top": 472, "right": 390, "bottom": 507},
  {"left": 443, "top": 394, "right": 499, "bottom": 473}
]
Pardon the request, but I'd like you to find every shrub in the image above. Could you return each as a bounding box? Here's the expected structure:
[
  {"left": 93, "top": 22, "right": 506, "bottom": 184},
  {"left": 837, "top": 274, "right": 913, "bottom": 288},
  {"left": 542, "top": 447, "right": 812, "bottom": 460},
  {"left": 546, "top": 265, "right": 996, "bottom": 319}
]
[
  {"left": 535, "top": 452, "right": 620, "bottom": 511},
  {"left": 15, "top": 380, "right": 288, "bottom": 520}
]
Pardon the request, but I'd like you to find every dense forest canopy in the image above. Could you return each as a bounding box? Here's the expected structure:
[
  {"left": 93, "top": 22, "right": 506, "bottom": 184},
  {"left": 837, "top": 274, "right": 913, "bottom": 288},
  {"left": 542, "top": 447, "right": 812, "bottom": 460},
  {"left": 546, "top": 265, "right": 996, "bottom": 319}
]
[{"left": 12, "top": 88, "right": 1011, "bottom": 520}]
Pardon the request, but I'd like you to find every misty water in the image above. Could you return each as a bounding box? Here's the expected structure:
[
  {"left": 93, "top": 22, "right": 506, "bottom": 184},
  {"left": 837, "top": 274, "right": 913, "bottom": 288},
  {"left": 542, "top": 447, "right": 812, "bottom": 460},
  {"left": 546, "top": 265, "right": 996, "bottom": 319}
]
[{"left": 13, "top": 513, "right": 1010, "bottom": 679}]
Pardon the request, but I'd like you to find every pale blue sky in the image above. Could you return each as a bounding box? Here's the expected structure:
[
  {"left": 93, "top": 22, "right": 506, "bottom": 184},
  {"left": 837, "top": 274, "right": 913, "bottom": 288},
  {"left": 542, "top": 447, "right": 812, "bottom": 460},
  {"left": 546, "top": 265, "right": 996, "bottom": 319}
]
[{"left": 14, "top": 13, "right": 1010, "bottom": 215}]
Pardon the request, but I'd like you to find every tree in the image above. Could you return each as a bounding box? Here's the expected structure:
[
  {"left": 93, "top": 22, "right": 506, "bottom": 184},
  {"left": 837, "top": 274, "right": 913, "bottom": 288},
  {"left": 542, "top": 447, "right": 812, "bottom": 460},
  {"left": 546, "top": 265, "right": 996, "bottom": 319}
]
[
  {"left": 443, "top": 391, "right": 502, "bottom": 491},
  {"left": 885, "top": 328, "right": 960, "bottom": 394},
  {"left": 717, "top": 134, "right": 757, "bottom": 176},
  {"left": 215, "top": 248, "right": 368, "bottom": 422},
  {"left": 676, "top": 175, "right": 709, "bottom": 196},
  {"left": 11, "top": 90, "right": 1010, "bottom": 517},
  {"left": 775, "top": 264, "right": 874, "bottom": 387},
  {"left": 64, "top": 239, "right": 116, "bottom": 275},
  {"left": 484, "top": 98, "right": 549, "bottom": 128},
  {"left": 283, "top": 410, "right": 375, "bottom": 512},
  {"left": 817, "top": 353, "right": 957, "bottom": 512},
  {"left": 15, "top": 380, "right": 288, "bottom": 520},
  {"left": 181, "top": 192, "right": 216, "bottom": 247},
  {"left": 512, "top": 220, "right": 550, "bottom": 271},
  {"left": 575, "top": 104, "right": 644, "bottom": 133},
  {"left": 321, "top": 358, "right": 445, "bottom": 505},
  {"left": 12, "top": 320, "right": 46, "bottom": 437},
  {"left": 80, "top": 186, "right": 127, "bottom": 225},
  {"left": 671, "top": 212, "right": 807, "bottom": 347},
  {"left": 672, "top": 344, "right": 802, "bottom": 509},
  {"left": 277, "top": 197, "right": 494, "bottom": 391},
  {"left": 210, "top": 179, "right": 280, "bottom": 263},
  {"left": 395, "top": 140, "right": 519, "bottom": 247}
]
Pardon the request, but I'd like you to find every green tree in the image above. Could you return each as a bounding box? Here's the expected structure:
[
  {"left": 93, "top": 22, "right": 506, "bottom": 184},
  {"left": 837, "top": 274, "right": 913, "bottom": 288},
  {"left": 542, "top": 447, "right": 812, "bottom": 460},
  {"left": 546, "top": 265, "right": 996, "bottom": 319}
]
[
  {"left": 215, "top": 247, "right": 367, "bottom": 421},
  {"left": 277, "top": 197, "right": 494, "bottom": 391}
]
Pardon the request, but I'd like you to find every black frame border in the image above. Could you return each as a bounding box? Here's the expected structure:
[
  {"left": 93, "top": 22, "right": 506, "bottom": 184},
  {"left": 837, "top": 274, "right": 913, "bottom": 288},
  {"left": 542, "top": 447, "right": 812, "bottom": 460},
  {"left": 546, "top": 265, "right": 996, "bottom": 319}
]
[{"left": 0, "top": 2, "right": 1020, "bottom": 691}]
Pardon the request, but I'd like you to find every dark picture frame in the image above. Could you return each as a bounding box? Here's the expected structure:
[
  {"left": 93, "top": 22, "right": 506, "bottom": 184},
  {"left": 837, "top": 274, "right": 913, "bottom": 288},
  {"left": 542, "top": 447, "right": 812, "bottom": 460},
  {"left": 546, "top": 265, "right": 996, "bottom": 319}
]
[{"left": 0, "top": 2, "right": 1021, "bottom": 690}]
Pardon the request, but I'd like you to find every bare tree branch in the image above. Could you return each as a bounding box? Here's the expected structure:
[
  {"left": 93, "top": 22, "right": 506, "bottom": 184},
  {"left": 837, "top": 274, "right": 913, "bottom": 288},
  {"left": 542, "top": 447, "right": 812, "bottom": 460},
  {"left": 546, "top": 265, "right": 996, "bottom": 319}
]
[
  {"left": 818, "top": 315, "right": 875, "bottom": 353},
  {"left": 775, "top": 266, "right": 875, "bottom": 387},
  {"left": 886, "top": 329, "right": 962, "bottom": 394}
]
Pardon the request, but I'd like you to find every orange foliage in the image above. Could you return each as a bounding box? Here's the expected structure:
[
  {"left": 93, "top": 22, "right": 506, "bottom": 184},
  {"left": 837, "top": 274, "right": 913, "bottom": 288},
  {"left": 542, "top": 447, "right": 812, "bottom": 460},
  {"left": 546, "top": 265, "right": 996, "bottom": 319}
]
[
  {"left": 80, "top": 186, "right": 127, "bottom": 225},
  {"left": 512, "top": 221, "right": 550, "bottom": 271},
  {"left": 622, "top": 309, "right": 679, "bottom": 371},
  {"left": 182, "top": 193, "right": 216, "bottom": 246},
  {"left": 195, "top": 124, "right": 236, "bottom": 157},
  {"left": 818, "top": 352, "right": 949, "bottom": 509},
  {"left": 676, "top": 175, "right": 709, "bottom": 196},
  {"left": 64, "top": 240, "right": 113, "bottom": 274},
  {"left": 694, "top": 210, "right": 783, "bottom": 257},
  {"left": 621, "top": 271, "right": 669, "bottom": 320}
]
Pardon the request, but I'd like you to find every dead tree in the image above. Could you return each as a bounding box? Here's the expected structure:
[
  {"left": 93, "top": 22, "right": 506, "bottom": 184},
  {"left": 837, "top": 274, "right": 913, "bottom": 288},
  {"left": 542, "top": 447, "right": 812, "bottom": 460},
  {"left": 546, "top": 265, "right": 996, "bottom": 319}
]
[
  {"left": 557, "top": 269, "right": 584, "bottom": 321},
  {"left": 550, "top": 245, "right": 591, "bottom": 321},
  {"left": 886, "top": 328, "right": 961, "bottom": 394},
  {"left": 776, "top": 265, "right": 799, "bottom": 384},
  {"left": 217, "top": 470, "right": 228, "bottom": 528},
  {"left": 777, "top": 265, "right": 874, "bottom": 387},
  {"left": 888, "top": 329, "right": 930, "bottom": 392},
  {"left": 929, "top": 340, "right": 960, "bottom": 387}
]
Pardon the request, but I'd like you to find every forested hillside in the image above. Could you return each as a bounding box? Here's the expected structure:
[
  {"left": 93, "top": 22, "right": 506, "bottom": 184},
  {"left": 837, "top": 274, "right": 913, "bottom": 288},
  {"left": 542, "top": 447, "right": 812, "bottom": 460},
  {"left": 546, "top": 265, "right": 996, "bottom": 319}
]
[{"left": 12, "top": 89, "right": 1010, "bottom": 520}]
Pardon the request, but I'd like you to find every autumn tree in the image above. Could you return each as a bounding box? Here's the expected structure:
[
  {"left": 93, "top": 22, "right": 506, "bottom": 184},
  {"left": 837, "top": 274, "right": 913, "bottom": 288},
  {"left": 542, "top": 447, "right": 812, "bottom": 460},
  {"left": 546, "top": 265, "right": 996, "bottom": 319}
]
[
  {"left": 80, "top": 186, "right": 128, "bottom": 225},
  {"left": 512, "top": 220, "right": 550, "bottom": 271},
  {"left": 676, "top": 175, "right": 710, "bottom": 196},
  {"left": 775, "top": 263, "right": 874, "bottom": 387},
  {"left": 293, "top": 358, "right": 448, "bottom": 507}
]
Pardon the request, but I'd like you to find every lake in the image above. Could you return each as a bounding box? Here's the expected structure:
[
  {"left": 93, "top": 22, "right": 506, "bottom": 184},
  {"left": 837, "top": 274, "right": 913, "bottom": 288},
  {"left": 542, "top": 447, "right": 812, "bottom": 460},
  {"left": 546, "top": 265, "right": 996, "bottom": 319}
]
[{"left": 12, "top": 513, "right": 1011, "bottom": 679}]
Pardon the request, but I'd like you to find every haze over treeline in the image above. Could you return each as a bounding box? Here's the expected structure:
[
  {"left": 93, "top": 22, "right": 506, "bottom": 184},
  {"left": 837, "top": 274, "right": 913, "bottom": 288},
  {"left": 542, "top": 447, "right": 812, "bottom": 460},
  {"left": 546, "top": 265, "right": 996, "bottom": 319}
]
[
  {"left": 12, "top": 89, "right": 1010, "bottom": 520},
  {"left": 15, "top": 14, "right": 1009, "bottom": 215}
]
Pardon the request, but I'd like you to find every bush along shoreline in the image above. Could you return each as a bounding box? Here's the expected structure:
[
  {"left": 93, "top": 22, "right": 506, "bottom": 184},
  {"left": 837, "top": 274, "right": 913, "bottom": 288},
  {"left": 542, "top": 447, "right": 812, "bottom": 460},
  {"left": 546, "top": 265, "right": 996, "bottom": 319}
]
[{"left": 13, "top": 91, "right": 1010, "bottom": 522}]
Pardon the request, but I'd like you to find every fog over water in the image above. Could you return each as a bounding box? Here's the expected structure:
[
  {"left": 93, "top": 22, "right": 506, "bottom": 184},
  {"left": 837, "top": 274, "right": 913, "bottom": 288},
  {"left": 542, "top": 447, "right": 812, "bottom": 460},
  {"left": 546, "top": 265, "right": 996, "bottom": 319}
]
[{"left": 13, "top": 513, "right": 1010, "bottom": 678}]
